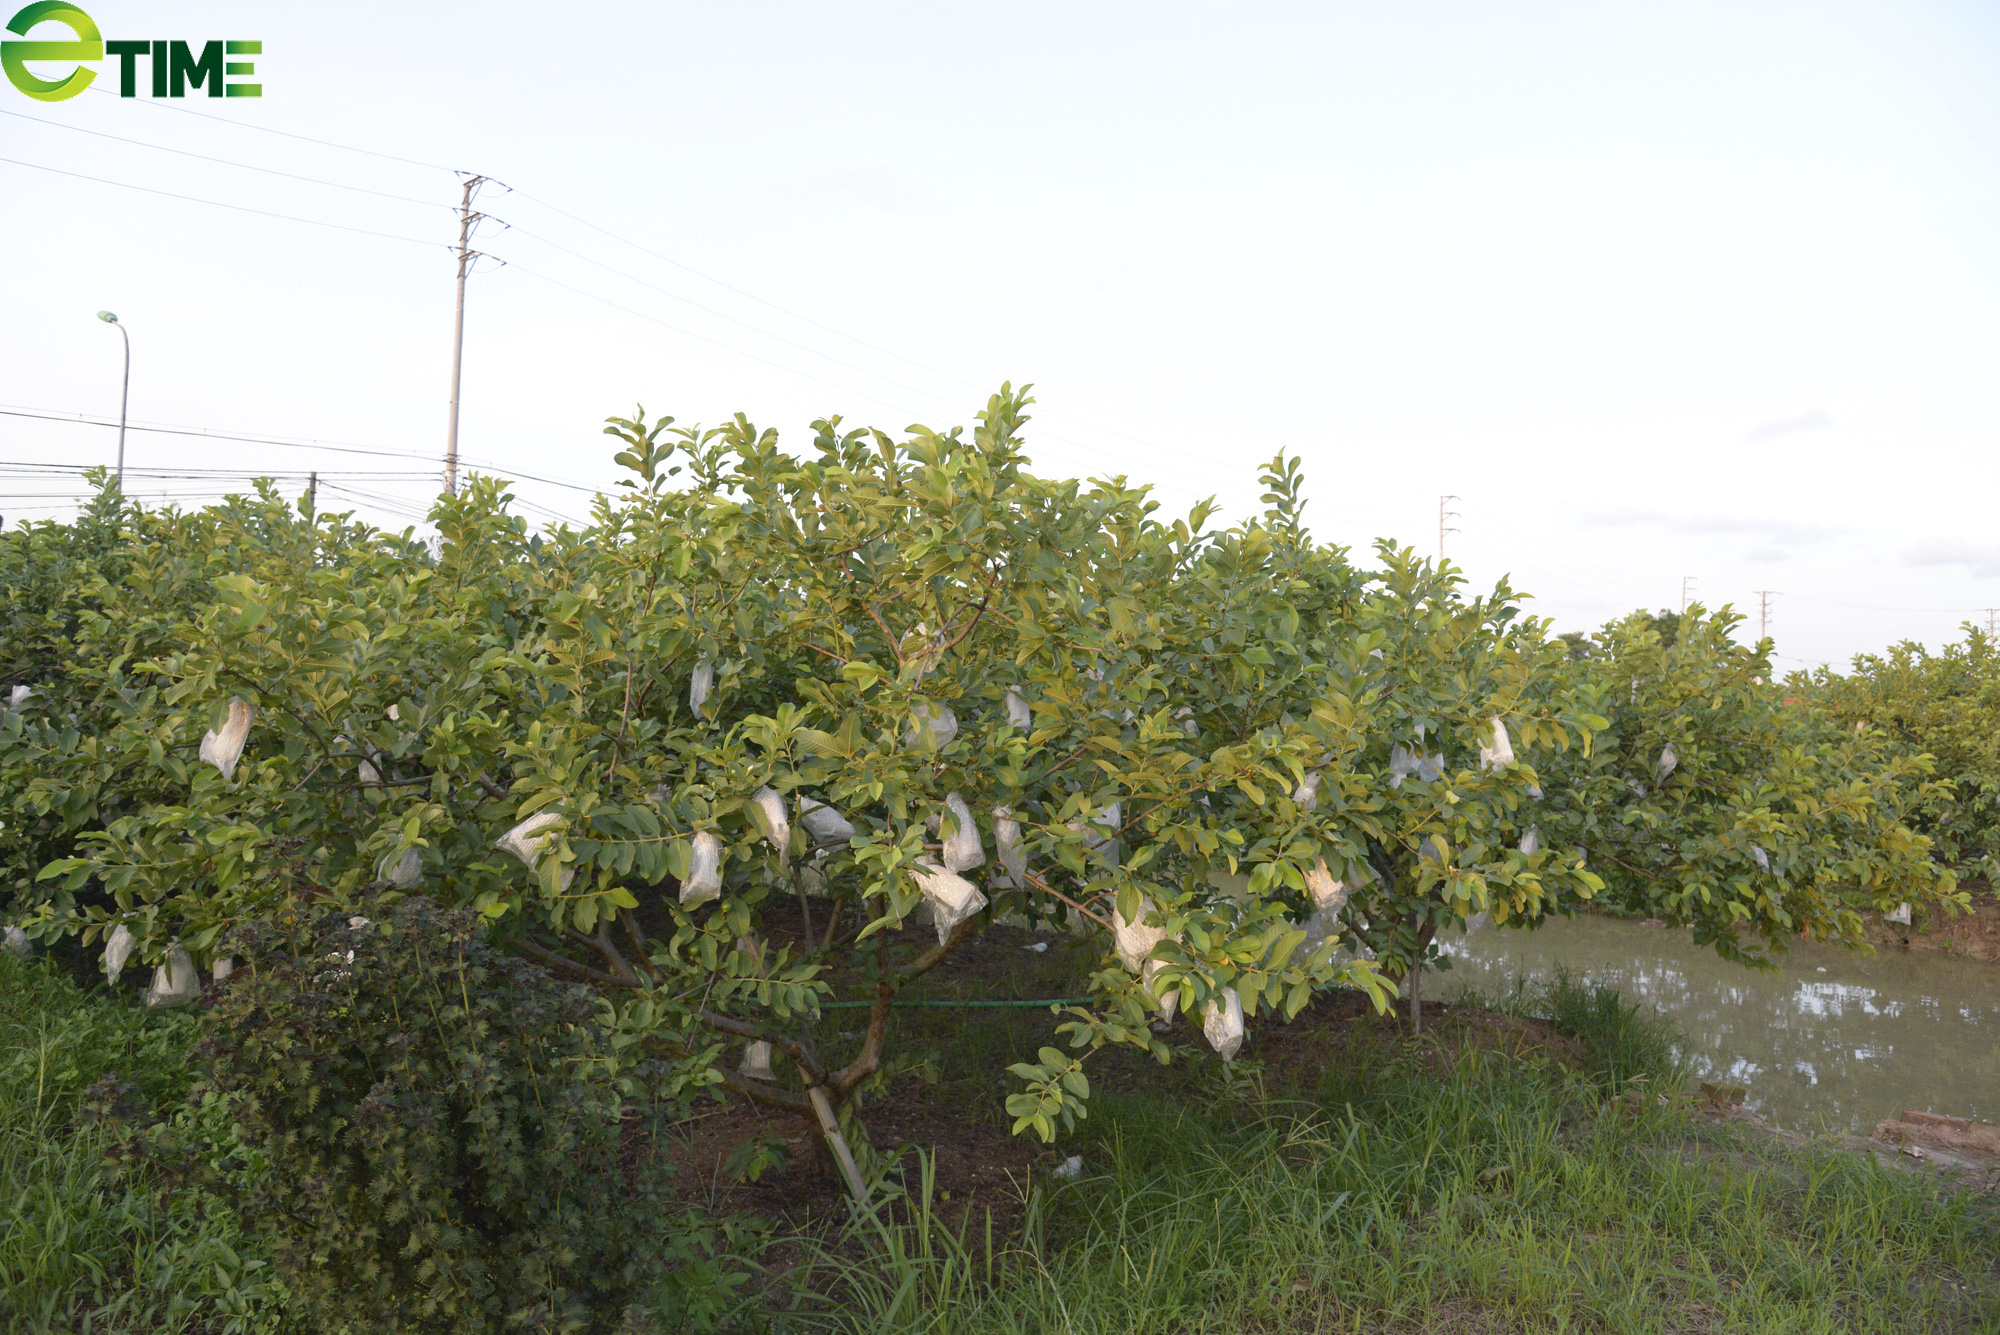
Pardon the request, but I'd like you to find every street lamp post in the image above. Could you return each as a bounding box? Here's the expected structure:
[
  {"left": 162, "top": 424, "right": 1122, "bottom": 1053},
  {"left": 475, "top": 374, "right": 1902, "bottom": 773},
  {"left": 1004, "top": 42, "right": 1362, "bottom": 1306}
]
[{"left": 96, "top": 311, "right": 129, "bottom": 489}]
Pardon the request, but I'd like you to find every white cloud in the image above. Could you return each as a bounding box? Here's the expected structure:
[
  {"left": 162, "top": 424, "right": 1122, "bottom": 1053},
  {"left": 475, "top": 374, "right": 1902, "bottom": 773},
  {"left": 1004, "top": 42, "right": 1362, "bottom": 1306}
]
[
  {"left": 1742, "top": 411, "right": 1832, "bottom": 442},
  {"left": 1902, "top": 539, "right": 1999, "bottom": 578}
]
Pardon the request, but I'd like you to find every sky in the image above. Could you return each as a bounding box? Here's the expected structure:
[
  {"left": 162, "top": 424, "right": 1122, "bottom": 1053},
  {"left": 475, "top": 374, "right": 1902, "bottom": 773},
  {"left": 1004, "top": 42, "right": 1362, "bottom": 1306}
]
[{"left": 3, "top": 1, "right": 1997, "bottom": 670}]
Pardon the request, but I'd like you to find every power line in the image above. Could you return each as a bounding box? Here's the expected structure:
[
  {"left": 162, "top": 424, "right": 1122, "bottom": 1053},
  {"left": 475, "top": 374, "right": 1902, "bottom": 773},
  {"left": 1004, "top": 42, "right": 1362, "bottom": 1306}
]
[
  {"left": 0, "top": 156, "right": 445, "bottom": 248},
  {"left": 0, "top": 108, "right": 450, "bottom": 209},
  {"left": 0, "top": 457, "right": 433, "bottom": 479},
  {"left": 39, "top": 104, "right": 1240, "bottom": 497},
  {"left": 99, "top": 84, "right": 459, "bottom": 173},
  {"left": 1, "top": 407, "right": 446, "bottom": 464},
  {"left": 0, "top": 407, "right": 603, "bottom": 494}
]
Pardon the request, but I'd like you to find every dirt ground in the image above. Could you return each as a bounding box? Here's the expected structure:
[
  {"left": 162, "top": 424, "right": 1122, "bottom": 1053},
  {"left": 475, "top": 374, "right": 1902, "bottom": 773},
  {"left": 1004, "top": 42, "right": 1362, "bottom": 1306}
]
[
  {"left": 634, "top": 884, "right": 1999, "bottom": 1235},
  {"left": 642, "top": 902, "right": 1584, "bottom": 1232},
  {"left": 1858, "top": 878, "right": 2000, "bottom": 962}
]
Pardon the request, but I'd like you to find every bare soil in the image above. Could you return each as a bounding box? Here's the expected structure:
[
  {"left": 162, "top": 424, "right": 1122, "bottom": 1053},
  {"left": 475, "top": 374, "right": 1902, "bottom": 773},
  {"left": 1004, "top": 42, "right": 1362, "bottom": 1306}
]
[
  {"left": 644, "top": 901, "right": 1584, "bottom": 1233},
  {"left": 1857, "top": 879, "right": 2000, "bottom": 962}
]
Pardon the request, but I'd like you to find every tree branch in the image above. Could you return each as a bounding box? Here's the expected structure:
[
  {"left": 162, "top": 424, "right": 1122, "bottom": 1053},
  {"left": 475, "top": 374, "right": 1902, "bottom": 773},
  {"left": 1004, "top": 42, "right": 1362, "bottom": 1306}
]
[
  {"left": 620, "top": 907, "right": 662, "bottom": 984},
  {"left": 937, "top": 589, "right": 994, "bottom": 654},
  {"left": 568, "top": 921, "right": 640, "bottom": 986},
  {"left": 1019, "top": 870, "right": 1114, "bottom": 932},
  {"left": 831, "top": 936, "right": 895, "bottom": 1097},
  {"left": 714, "top": 1067, "right": 813, "bottom": 1116},
  {"left": 696, "top": 1010, "right": 827, "bottom": 1086},
  {"left": 892, "top": 912, "right": 984, "bottom": 986},
  {"left": 863, "top": 603, "right": 905, "bottom": 668},
  {"left": 514, "top": 937, "right": 637, "bottom": 989}
]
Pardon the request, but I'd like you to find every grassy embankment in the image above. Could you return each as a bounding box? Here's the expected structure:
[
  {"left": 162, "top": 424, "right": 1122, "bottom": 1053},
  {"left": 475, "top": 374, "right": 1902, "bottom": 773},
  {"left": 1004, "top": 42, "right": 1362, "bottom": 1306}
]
[
  {"left": 778, "top": 945, "right": 2000, "bottom": 1333},
  {"left": 0, "top": 951, "right": 282, "bottom": 1334},
  {"left": 4, "top": 942, "right": 1997, "bottom": 1333}
]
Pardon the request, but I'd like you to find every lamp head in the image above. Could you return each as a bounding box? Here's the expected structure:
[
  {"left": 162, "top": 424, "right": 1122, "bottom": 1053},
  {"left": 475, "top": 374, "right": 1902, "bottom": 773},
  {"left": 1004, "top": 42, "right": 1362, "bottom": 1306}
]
[{"left": 96, "top": 311, "right": 118, "bottom": 324}]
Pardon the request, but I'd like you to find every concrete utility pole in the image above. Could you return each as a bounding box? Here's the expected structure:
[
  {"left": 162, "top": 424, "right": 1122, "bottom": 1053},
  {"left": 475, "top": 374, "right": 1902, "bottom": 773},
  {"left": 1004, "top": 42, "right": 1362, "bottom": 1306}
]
[
  {"left": 1438, "top": 495, "right": 1460, "bottom": 564},
  {"left": 96, "top": 311, "right": 130, "bottom": 489},
  {"left": 1681, "top": 576, "right": 1697, "bottom": 616},
  {"left": 444, "top": 175, "right": 488, "bottom": 497},
  {"left": 1755, "top": 590, "right": 1778, "bottom": 642},
  {"left": 307, "top": 471, "right": 317, "bottom": 514}
]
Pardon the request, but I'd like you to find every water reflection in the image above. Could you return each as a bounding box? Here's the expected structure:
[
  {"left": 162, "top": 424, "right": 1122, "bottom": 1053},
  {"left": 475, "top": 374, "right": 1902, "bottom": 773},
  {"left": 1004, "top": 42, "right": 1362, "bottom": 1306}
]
[{"left": 1424, "top": 913, "right": 2000, "bottom": 1133}]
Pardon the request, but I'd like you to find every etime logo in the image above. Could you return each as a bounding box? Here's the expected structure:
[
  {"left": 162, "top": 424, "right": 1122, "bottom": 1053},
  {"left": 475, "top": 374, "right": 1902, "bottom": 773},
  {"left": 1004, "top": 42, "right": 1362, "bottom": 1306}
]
[{"left": 2, "top": 2, "right": 261, "bottom": 102}]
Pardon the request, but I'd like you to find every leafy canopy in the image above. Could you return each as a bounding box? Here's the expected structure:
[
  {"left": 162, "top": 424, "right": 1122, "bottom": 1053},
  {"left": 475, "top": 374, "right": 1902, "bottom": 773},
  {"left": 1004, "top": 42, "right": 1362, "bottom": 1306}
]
[{"left": 0, "top": 389, "right": 1958, "bottom": 1144}]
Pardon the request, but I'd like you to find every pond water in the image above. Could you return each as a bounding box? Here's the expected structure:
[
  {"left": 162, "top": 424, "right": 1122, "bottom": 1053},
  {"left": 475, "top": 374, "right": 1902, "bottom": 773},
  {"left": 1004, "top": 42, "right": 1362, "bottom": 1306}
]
[{"left": 1421, "top": 913, "right": 2000, "bottom": 1134}]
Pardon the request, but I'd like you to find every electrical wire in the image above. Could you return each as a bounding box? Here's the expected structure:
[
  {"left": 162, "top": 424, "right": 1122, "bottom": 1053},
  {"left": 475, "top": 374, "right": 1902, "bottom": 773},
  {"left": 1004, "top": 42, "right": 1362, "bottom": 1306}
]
[
  {"left": 1, "top": 407, "right": 448, "bottom": 465},
  {"left": 2, "top": 408, "right": 606, "bottom": 494},
  {"left": 98, "top": 84, "right": 460, "bottom": 173},
  {"left": 0, "top": 108, "right": 451, "bottom": 209},
  {"left": 0, "top": 459, "right": 436, "bottom": 480},
  {"left": 39, "top": 102, "right": 1244, "bottom": 494},
  {"left": 0, "top": 156, "right": 446, "bottom": 248}
]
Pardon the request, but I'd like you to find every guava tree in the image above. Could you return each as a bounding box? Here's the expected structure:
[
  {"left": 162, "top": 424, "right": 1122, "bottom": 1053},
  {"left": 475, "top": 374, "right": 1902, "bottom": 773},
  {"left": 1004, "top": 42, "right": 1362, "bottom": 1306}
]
[
  {"left": 1790, "top": 627, "right": 2000, "bottom": 884},
  {"left": 4, "top": 388, "right": 1941, "bottom": 1181},
  {"left": 1532, "top": 607, "right": 1964, "bottom": 964}
]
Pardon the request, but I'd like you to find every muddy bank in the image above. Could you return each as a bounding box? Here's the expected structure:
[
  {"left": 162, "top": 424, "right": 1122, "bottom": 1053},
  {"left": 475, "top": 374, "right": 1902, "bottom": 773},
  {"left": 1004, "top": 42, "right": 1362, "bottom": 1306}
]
[
  {"left": 1857, "top": 880, "right": 2000, "bottom": 963},
  {"left": 1695, "top": 1088, "right": 2000, "bottom": 1194}
]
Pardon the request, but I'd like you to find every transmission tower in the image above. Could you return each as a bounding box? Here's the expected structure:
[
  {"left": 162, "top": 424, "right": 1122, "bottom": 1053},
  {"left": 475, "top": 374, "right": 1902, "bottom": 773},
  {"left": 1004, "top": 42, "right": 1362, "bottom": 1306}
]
[{"left": 1438, "top": 495, "right": 1460, "bottom": 564}]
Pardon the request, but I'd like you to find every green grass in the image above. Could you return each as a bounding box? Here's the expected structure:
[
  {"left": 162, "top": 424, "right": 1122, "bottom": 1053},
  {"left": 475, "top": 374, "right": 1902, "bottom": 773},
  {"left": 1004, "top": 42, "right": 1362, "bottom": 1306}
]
[
  {"left": 787, "top": 976, "right": 2000, "bottom": 1334},
  {"left": 0, "top": 951, "right": 283, "bottom": 1334},
  {"left": 6, "top": 944, "right": 1996, "bottom": 1334}
]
